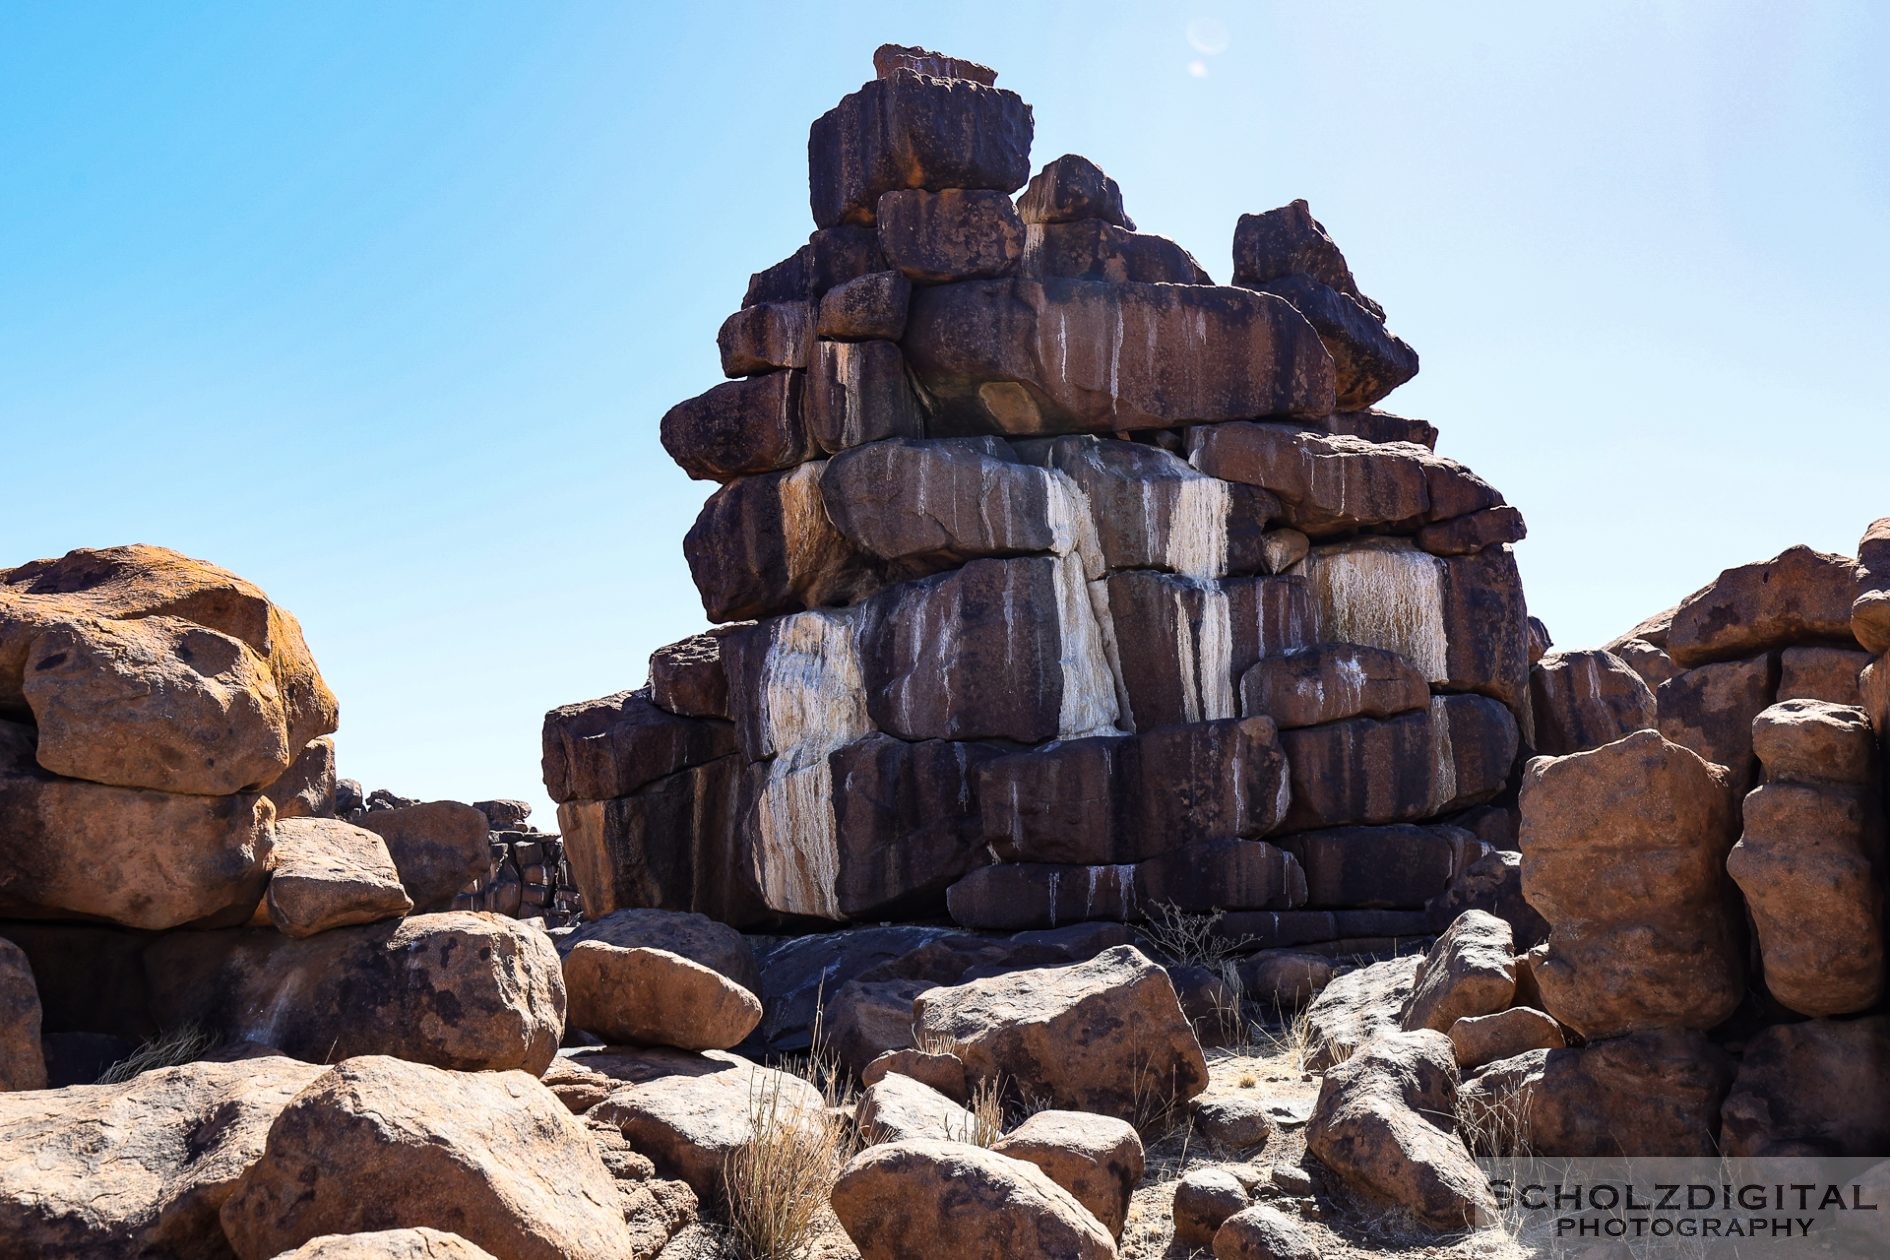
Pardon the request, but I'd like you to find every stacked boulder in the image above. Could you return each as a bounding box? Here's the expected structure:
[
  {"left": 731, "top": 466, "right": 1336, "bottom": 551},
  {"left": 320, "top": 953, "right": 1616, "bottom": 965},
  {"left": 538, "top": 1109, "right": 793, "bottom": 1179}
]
[
  {"left": 1453, "top": 535, "right": 1890, "bottom": 1159},
  {"left": 547, "top": 45, "right": 1532, "bottom": 958}
]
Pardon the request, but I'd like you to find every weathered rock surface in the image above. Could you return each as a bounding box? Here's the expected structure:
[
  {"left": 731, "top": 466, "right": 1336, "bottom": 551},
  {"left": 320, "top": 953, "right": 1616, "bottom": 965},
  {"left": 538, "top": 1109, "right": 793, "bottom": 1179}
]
[
  {"left": 584, "top": 1047, "right": 825, "bottom": 1197},
  {"left": 803, "top": 338, "right": 927, "bottom": 455},
  {"left": 912, "top": 945, "right": 1207, "bottom": 1119},
  {"left": 816, "top": 269, "right": 910, "bottom": 341},
  {"left": 1519, "top": 730, "right": 1743, "bottom": 1039},
  {"left": 905, "top": 278, "right": 1336, "bottom": 435},
  {"left": 993, "top": 1108, "right": 1143, "bottom": 1237},
  {"left": 862, "top": 1048, "right": 968, "bottom": 1101},
  {"left": 1018, "top": 154, "right": 1135, "bottom": 229},
  {"left": 1655, "top": 652, "right": 1779, "bottom": 792},
  {"left": 876, "top": 187, "right": 1023, "bottom": 282},
  {"left": 356, "top": 800, "right": 492, "bottom": 914},
  {"left": 0, "top": 718, "right": 275, "bottom": 930},
  {"left": 0, "top": 1056, "right": 322, "bottom": 1256},
  {"left": 1172, "top": 1167, "right": 1251, "bottom": 1246},
  {"left": 265, "top": 817, "right": 412, "bottom": 938},
  {"left": 145, "top": 913, "right": 566, "bottom": 1074},
  {"left": 1667, "top": 545, "right": 1859, "bottom": 667},
  {"left": 1719, "top": 1015, "right": 1890, "bottom": 1157},
  {"left": 1213, "top": 1205, "right": 1321, "bottom": 1260},
  {"left": 267, "top": 1229, "right": 499, "bottom": 1259},
  {"left": 1529, "top": 648, "right": 1656, "bottom": 756},
  {"left": 830, "top": 1139, "right": 1117, "bottom": 1260},
  {"left": 1281, "top": 823, "right": 1477, "bottom": 910},
  {"left": 1304, "top": 954, "right": 1421, "bottom": 1070},
  {"left": 856, "top": 1071, "right": 978, "bottom": 1144},
  {"left": 562, "top": 942, "right": 761, "bottom": 1050},
  {"left": 220, "top": 1057, "right": 639, "bottom": 1260},
  {"left": 1240, "top": 643, "right": 1430, "bottom": 729},
  {"left": 683, "top": 463, "right": 886, "bottom": 622},
  {"left": 0, "top": 937, "right": 46, "bottom": 1090},
  {"left": 659, "top": 372, "right": 816, "bottom": 483},
  {"left": 1400, "top": 909, "right": 1515, "bottom": 1033},
  {"left": 1459, "top": 1028, "right": 1734, "bottom": 1157},
  {"left": 264, "top": 735, "right": 338, "bottom": 820},
  {"left": 809, "top": 70, "right": 1033, "bottom": 229},
  {"left": 541, "top": 690, "right": 736, "bottom": 804},
  {"left": 1447, "top": 1006, "right": 1562, "bottom": 1071},
  {"left": 717, "top": 300, "right": 812, "bottom": 377},
  {"left": 1306, "top": 1029, "right": 1491, "bottom": 1230},
  {"left": 557, "top": 906, "right": 759, "bottom": 995}
]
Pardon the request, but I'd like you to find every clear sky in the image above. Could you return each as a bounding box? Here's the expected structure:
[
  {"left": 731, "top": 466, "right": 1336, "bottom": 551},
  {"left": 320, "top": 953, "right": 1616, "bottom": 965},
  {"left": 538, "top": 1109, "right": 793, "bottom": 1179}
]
[{"left": 3, "top": 2, "right": 1886, "bottom": 822}]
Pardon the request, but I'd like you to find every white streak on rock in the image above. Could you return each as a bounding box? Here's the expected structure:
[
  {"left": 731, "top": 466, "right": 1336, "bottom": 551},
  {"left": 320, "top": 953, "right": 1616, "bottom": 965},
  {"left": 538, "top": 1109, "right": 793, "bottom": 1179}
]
[
  {"left": 1428, "top": 696, "right": 1458, "bottom": 813},
  {"left": 1304, "top": 541, "right": 1449, "bottom": 682},
  {"left": 1164, "top": 473, "right": 1232, "bottom": 579},
  {"left": 1054, "top": 552, "right": 1123, "bottom": 738}
]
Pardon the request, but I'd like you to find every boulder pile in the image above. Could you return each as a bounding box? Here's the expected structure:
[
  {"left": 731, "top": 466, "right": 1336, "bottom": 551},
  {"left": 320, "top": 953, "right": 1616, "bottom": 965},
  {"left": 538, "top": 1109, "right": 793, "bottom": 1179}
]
[{"left": 547, "top": 38, "right": 1531, "bottom": 965}]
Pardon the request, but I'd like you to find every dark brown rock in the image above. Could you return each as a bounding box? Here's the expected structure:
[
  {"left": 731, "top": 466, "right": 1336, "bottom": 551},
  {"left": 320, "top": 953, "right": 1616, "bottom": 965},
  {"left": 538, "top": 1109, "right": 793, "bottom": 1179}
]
[
  {"left": 541, "top": 689, "right": 736, "bottom": 804},
  {"left": 1257, "top": 273, "right": 1418, "bottom": 410},
  {"left": 815, "top": 270, "right": 910, "bottom": 340},
  {"left": 1518, "top": 730, "right": 1743, "bottom": 1039},
  {"left": 992, "top": 1108, "right": 1144, "bottom": 1238},
  {"left": 0, "top": 936, "right": 46, "bottom": 1090},
  {"left": 1281, "top": 824, "right": 1477, "bottom": 910},
  {"left": 1400, "top": 910, "right": 1516, "bottom": 1033},
  {"left": 1719, "top": 1015, "right": 1890, "bottom": 1157},
  {"left": 802, "top": 338, "right": 927, "bottom": 454},
  {"left": 1278, "top": 696, "right": 1516, "bottom": 833},
  {"left": 1017, "top": 154, "right": 1134, "bottom": 229},
  {"left": 1132, "top": 840, "right": 1307, "bottom": 914},
  {"left": 1240, "top": 643, "right": 1431, "bottom": 729},
  {"left": 828, "top": 734, "right": 1003, "bottom": 918},
  {"left": 1172, "top": 1167, "right": 1251, "bottom": 1246},
  {"left": 1655, "top": 651, "right": 1779, "bottom": 792},
  {"left": 647, "top": 630, "right": 736, "bottom": 721},
  {"left": 1417, "top": 505, "right": 1527, "bottom": 557},
  {"left": 263, "top": 736, "right": 336, "bottom": 821},
  {"left": 716, "top": 301, "right": 812, "bottom": 376},
  {"left": 944, "top": 862, "right": 1133, "bottom": 930},
  {"left": 1188, "top": 423, "right": 1430, "bottom": 536},
  {"left": 809, "top": 72, "right": 1033, "bottom": 229},
  {"left": 355, "top": 800, "right": 490, "bottom": 913},
  {"left": 659, "top": 372, "right": 815, "bottom": 483},
  {"left": 682, "top": 462, "right": 886, "bottom": 622},
  {"left": 876, "top": 188, "right": 1022, "bottom": 283},
  {"left": 819, "top": 437, "right": 1061, "bottom": 575},
  {"left": 1667, "top": 545, "right": 1860, "bottom": 667},
  {"left": 1529, "top": 649, "right": 1657, "bottom": 756},
  {"left": 981, "top": 717, "right": 1288, "bottom": 865},
  {"left": 1213, "top": 1204, "right": 1320, "bottom": 1260},
  {"left": 1103, "top": 571, "right": 1318, "bottom": 730},
  {"left": 1323, "top": 408, "right": 1437, "bottom": 448},
  {"left": 1232, "top": 201, "right": 1378, "bottom": 314},
  {"left": 872, "top": 43, "right": 998, "bottom": 84},
  {"left": 1459, "top": 1027, "right": 1734, "bottom": 1157},
  {"left": 743, "top": 225, "right": 887, "bottom": 307},
  {"left": 1447, "top": 1006, "right": 1562, "bottom": 1071},
  {"left": 1024, "top": 435, "right": 1278, "bottom": 577},
  {"left": 1303, "top": 955, "right": 1421, "bottom": 1071},
  {"left": 904, "top": 278, "right": 1335, "bottom": 435},
  {"left": 1017, "top": 219, "right": 1207, "bottom": 285}
]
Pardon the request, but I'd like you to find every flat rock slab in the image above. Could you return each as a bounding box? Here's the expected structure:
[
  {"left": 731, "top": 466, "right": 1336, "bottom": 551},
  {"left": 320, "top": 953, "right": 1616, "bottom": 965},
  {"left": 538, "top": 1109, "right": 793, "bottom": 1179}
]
[
  {"left": 563, "top": 942, "right": 761, "bottom": 1051},
  {"left": 265, "top": 817, "right": 412, "bottom": 938}
]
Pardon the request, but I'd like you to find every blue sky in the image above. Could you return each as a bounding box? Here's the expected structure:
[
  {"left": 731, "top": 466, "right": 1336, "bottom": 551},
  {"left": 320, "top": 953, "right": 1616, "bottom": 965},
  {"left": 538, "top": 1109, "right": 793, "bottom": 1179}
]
[{"left": 3, "top": 2, "right": 1886, "bottom": 819}]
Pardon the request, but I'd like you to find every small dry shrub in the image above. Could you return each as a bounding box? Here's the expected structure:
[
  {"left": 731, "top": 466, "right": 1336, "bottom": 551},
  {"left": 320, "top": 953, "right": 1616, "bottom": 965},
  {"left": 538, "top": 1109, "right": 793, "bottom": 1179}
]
[{"left": 96, "top": 1024, "right": 220, "bottom": 1084}]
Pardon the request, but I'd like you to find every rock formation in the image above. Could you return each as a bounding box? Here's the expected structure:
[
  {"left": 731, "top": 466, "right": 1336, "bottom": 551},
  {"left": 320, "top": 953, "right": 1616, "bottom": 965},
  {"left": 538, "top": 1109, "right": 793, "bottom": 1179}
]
[{"left": 547, "top": 42, "right": 1529, "bottom": 964}]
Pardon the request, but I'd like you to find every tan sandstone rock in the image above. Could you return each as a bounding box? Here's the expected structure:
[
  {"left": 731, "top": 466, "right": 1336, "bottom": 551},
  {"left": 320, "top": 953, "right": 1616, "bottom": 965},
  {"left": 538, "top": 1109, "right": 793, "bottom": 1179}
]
[
  {"left": 556, "top": 907, "right": 760, "bottom": 995},
  {"left": 1519, "top": 730, "right": 1743, "bottom": 1039},
  {"left": 1400, "top": 909, "right": 1516, "bottom": 1033},
  {"left": 857, "top": 1071, "right": 978, "bottom": 1144},
  {"left": 831, "top": 1139, "right": 1117, "bottom": 1260},
  {"left": 0, "top": 718, "right": 276, "bottom": 930},
  {"left": 562, "top": 942, "right": 761, "bottom": 1050},
  {"left": 265, "top": 817, "right": 413, "bottom": 938},
  {"left": 357, "top": 800, "right": 492, "bottom": 913},
  {"left": 1303, "top": 953, "right": 1421, "bottom": 1070},
  {"left": 911, "top": 944, "right": 1208, "bottom": 1121},
  {"left": 1448, "top": 1007, "right": 1563, "bottom": 1071},
  {"left": 220, "top": 1057, "right": 638, "bottom": 1260},
  {"left": 993, "top": 1108, "right": 1144, "bottom": 1237},
  {"left": 1213, "top": 1204, "right": 1321, "bottom": 1260},
  {"left": 0, "top": 1055, "right": 322, "bottom": 1256},
  {"left": 861, "top": 1048, "right": 968, "bottom": 1101},
  {"left": 1172, "top": 1166, "right": 1252, "bottom": 1246},
  {"left": 1306, "top": 1029, "right": 1492, "bottom": 1230},
  {"left": 267, "top": 1229, "right": 500, "bottom": 1259}
]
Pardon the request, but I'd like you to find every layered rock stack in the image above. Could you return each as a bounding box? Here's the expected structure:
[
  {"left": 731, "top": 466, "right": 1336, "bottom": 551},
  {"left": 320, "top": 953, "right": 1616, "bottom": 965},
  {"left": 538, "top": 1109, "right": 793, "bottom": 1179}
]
[
  {"left": 547, "top": 46, "right": 1531, "bottom": 955},
  {"left": 1444, "top": 536, "right": 1890, "bottom": 1159}
]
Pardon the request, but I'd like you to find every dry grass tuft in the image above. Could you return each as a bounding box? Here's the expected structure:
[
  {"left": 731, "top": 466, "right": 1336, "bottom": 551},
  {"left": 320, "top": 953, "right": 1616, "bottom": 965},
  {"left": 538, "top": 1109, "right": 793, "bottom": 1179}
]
[
  {"left": 721, "top": 1076, "right": 845, "bottom": 1260},
  {"left": 1138, "top": 901, "right": 1255, "bottom": 970},
  {"left": 96, "top": 1024, "right": 220, "bottom": 1084},
  {"left": 965, "top": 1075, "right": 1006, "bottom": 1148}
]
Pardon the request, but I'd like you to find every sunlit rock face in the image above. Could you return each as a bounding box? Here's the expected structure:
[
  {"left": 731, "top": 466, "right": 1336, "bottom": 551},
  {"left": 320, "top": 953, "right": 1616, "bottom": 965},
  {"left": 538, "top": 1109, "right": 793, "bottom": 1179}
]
[{"left": 544, "top": 47, "right": 1530, "bottom": 939}]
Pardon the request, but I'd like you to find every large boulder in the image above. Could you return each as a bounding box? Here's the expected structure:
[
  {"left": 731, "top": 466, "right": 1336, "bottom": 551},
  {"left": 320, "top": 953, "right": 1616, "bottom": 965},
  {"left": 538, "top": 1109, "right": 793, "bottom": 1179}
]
[
  {"left": 1303, "top": 954, "right": 1421, "bottom": 1071},
  {"left": 682, "top": 462, "right": 887, "bottom": 622},
  {"left": 1018, "top": 154, "right": 1134, "bottom": 229},
  {"left": 1528, "top": 649, "right": 1656, "bottom": 756},
  {"left": 0, "top": 718, "right": 276, "bottom": 930},
  {"left": 1239, "top": 642, "right": 1430, "bottom": 729},
  {"left": 219, "top": 1057, "right": 641, "bottom": 1260},
  {"left": 1667, "top": 545, "right": 1859, "bottom": 667},
  {"left": 856, "top": 1071, "right": 978, "bottom": 1144},
  {"left": 1306, "top": 1029, "right": 1491, "bottom": 1230},
  {"left": 809, "top": 70, "right": 1033, "bottom": 229},
  {"left": 1728, "top": 699, "right": 1886, "bottom": 1016},
  {"left": 556, "top": 907, "right": 760, "bottom": 995},
  {"left": 0, "top": 1055, "right": 322, "bottom": 1256},
  {"left": 0, "top": 544, "right": 338, "bottom": 789},
  {"left": 1518, "top": 730, "right": 1743, "bottom": 1039},
  {"left": 1399, "top": 909, "right": 1515, "bottom": 1033},
  {"left": 562, "top": 942, "right": 761, "bottom": 1050},
  {"left": 876, "top": 187, "right": 1023, "bottom": 282},
  {"left": 992, "top": 1109, "right": 1143, "bottom": 1238},
  {"left": 144, "top": 913, "right": 566, "bottom": 1074},
  {"left": 904, "top": 278, "right": 1335, "bottom": 435},
  {"left": 541, "top": 689, "right": 736, "bottom": 804},
  {"left": 1719, "top": 1015, "right": 1890, "bottom": 1157},
  {"left": 1447, "top": 1007, "right": 1562, "bottom": 1072},
  {"left": 1655, "top": 652, "right": 1779, "bottom": 793},
  {"left": 583, "top": 1047, "right": 826, "bottom": 1198},
  {"left": 355, "top": 801, "right": 492, "bottom": 914},
  {"left": 0, "top": 936, "right": 47, "bottom": 1090},
  {"left": 267, "top": 1229, "right": 498, "bottom": 1259},
  {"left": 911, "top": 945, "right": 1207, "bottom": 1120},
  {"left": 1458, "top": 1027, "right": 1733, "bottom": 1157},
  {"left": 830, "top": 1139, "right": 1117, "bottom": 1260},
  {"left": 264, "top": 817, "right": 413, "bottom": 938}
]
